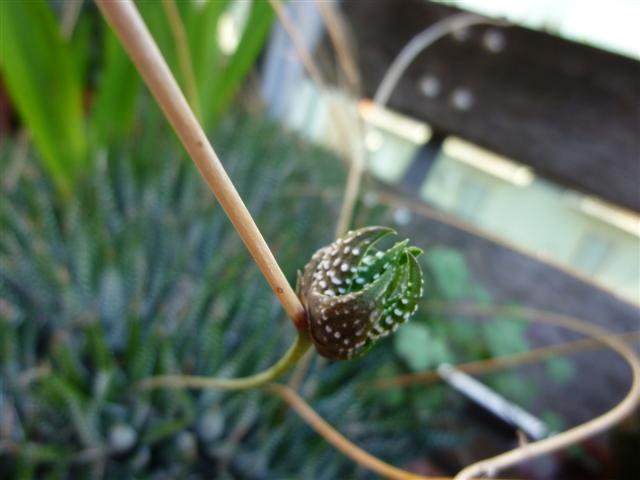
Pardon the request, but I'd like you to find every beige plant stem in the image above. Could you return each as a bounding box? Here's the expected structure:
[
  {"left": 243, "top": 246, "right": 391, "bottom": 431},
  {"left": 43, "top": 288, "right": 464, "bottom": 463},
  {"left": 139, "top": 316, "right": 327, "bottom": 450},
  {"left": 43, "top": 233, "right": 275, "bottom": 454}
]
[
  {"left": 368, "top": 329, "right": 640, "bottom": 390},
  {"left": 267, "top": 0, "right": 363, "bottom": 238},
  {"left": 313, "top": 0, "right": 365, "bottom": 238},
  {"left": 314, "top": 0, "right": 360, "bottom": 94},
  {"left": 267, "top": 383, "right": 507, "bottom": 480},
  {"left": 373, "top": 13, "right": 501, "bottom": 108},
  {"left": 267, "top": 383, "right": 448, "bottom": 480},
  {"left": 161, "top": 0, "right": 202, "bottom": 121},
  {"left": 269, "top": 305, "right": 640, "bottom": 480},
  {"left": 376, "top": 191, "right": 639, "bottom": 309},
  {"left": 266, "top": 0, "right": 326, "bottom": 89},
  {"left": 335, "top": 12, "right": 503, "bottom": 255},
  {"left": 431, "top": 304, "right": 640, "bottom": 480},
  {"left": 95, "top": 0, "right": 306, "bottom": 330},
  {"left": 286, "top": 349, "right": 314, "bottom": 391},
  {"left": 333, "top": 106, "right": 365, "bottom": 239}
]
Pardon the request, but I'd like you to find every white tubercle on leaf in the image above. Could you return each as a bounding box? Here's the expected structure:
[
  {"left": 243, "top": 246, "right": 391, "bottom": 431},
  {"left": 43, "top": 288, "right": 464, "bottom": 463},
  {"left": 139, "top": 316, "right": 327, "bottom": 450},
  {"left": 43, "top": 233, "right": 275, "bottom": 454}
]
[{"left": 297, "top": 226, "right": 424, "bottom": 360}]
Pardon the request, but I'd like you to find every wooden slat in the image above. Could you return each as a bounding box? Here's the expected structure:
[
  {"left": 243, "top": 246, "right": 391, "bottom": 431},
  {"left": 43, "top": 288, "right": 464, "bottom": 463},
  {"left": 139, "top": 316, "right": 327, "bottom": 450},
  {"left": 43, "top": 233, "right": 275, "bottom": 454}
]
[{"left": 338, "top": 0, "right": 640, "bottom": 211}]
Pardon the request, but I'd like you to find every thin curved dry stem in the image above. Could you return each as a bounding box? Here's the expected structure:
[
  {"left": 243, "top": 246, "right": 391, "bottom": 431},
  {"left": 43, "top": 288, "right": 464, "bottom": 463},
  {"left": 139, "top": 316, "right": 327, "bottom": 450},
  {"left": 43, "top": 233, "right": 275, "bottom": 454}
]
[
  {"left": 353, "top": 13, "right": 501, "bottom": 241},
  {"left": 376, "top": 190, "right": 639, "bottom": 309},
  {"left": 373, "top": 13, "right": 504, "bottom": 107},
  {"left": 267, "top": 383, "right": 507, "bottom": 480},
  {"left": 313, "top": 0, "right": 366, "bottom": 238},
  {"left": 333, "top": 118, "right": 366, "bottom": 237},
  {"left": 269, "top": 305, "right": 640, "bottom": 480},
  {"left": 139, "top": 333, "right": 311, "bottom": 391},
  {"left": 368, "top": 329, "right": 640, "bottom": 390},
  {"left": 267, "top": 0, "right": 326, "bottom": 89},
  {"left": 268, "top": 0, "right": 365, "bottom": 239},
  {"left": 267, "top": 383, "right": 447, "bottom": 480},
  {"left": 361, "top": 13, "right": 503, "bottom": 244},
  {"left": 315, "top": 0, "right": 366, "bottom": 237},
  {"left": 314, "top": 0, "right": 360, "bottom": 94},
  {"left": 161, "top": 0, "right": 202, "bottom": 121},
  {"left": 96, "top": 0, "right": 306, "bottom": 329},
  {"left": 423, "top": 303, "right": 640, "bottom": 480},
  {"left": 332, "top": 12, "right": 506, "bottom": 246},
  {"left": 281, "top": 182, "right": 639, "bottom": 310}
]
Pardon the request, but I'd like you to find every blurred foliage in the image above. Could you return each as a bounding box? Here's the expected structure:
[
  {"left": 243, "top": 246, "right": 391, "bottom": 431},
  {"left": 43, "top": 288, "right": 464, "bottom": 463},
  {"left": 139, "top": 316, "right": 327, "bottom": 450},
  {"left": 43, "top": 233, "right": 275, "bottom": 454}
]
[
  {"left": 0, "top": 111, "right": 563, "bottom": 478},
  {"left": 544, "top": 357, "right": 576, "bottom": 384},
  {"left": 395, "top": 323, "right": 453, "bottom": 371},
  {"left": 0, "top": 0, "right": 273, "bottom": 198},
  {"left": 0, "top": 0, "right": 87, "bottom": 197}
]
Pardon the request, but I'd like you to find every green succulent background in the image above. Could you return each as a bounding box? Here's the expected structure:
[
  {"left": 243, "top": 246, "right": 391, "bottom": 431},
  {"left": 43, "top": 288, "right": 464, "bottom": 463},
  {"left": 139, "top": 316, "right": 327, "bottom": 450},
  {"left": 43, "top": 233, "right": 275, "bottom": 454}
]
[{"left": 1, "top": 111, "right": 553, "bottom": 479}]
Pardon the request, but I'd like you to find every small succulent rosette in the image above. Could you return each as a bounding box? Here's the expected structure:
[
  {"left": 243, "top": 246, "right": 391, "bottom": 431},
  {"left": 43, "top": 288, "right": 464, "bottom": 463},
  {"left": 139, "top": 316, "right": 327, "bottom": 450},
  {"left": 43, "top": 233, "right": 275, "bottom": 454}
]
[{"left": 297, "top": 226, "right": 424, "bottom": 359}]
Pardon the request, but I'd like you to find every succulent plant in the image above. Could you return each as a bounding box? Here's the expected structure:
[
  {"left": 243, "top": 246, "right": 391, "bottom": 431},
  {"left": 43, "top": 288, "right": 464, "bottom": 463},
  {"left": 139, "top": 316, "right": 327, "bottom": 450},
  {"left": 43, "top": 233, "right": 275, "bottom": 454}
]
[
  {"left": 0, "top": 115, "right": 355, "bottom": 478},
  {"left": 298, "top": 226, "right": 423, "bottom": 359},
  {"left": 1, "top": 115, "right": 484, "bottom": 478}
]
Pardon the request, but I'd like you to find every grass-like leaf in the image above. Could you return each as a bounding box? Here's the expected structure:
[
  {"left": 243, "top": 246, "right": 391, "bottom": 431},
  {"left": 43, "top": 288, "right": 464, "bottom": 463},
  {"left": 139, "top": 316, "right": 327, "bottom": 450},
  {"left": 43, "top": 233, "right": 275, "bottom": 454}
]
[{"left": 0, "top": 0, "right": 87, "bottom": 197}]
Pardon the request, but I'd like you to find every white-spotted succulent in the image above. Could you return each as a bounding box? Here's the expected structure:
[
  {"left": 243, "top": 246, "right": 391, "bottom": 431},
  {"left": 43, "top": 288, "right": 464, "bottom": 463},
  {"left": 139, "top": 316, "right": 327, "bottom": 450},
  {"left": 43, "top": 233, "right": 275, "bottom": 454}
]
[{"left": 297, "top": 226, "right": 424, "bottom": 360}]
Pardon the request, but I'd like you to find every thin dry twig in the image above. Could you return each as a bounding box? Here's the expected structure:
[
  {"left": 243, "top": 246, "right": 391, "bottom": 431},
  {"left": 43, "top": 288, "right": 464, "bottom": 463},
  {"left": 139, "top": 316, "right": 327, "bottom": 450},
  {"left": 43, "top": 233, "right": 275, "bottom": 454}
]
[
  {"left": 434, "top": 304, "right": 640, "bottom": 480},
  {"left": 314, "top": 0, "right": 360, "bottom": 94},
  {"left": 95, "top": 0, "right": 306, "bottom": 329},
  {"left": 268, "top": 383, "right": 509, "bottom": 480},
  {"left": 287, "top": 348, "right": 314, "bottom": 391},
  {"left": 161, "top": 0, "right": 202, "bottom": 121},
  {"left": 313, "top": 0, "right": 366, "bottom": 238},
  {"left": 376, "top": 190, "right": 639, "bottom": 309},
  {"left": 367, "top": 330, "right": 640, "bottom": 390},
  {"left": 268, "top": 304, "right": 640, "bottom": 480},
  {"left": 305, "top": 10, "right": 504, "bottom": 245},
  {"left": 353, "top": 6, "right": 636, "bottom": 310},
  {"left": 266, "top": 0, "right": 326, "bottom": 89},
  {"left": 373, "top": 13, "right": 502, "bottom": 107},
  {"left": 267, "top": 383, "right": 449, "bottom": 480},
  {"left": 268, "top": 0, "right": 367, "bottom": 390},
  {"left": 268, "top": 0, "right": 364, "bottom": 238},
  {"left": 358, "top": 8, "right": 640, "bottom": 305},
  {"left": 333, "top": 109, "right": 366, "bottom": 237}
]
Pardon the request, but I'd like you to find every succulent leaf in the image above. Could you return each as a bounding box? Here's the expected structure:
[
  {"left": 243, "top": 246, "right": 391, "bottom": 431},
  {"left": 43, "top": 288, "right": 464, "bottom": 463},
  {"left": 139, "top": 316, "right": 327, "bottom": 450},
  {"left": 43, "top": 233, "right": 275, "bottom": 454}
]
[{"left": 298, "top": 226, "right": 424, "bottom": 359}]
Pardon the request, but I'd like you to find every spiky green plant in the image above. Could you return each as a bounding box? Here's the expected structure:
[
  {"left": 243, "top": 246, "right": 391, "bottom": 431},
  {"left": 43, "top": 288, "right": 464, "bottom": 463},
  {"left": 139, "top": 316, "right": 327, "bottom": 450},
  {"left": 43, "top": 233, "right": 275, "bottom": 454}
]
[
  {"left": 1, "top": 114, "right": 519, "bottom": 478},
  {"left": 0, "top": 115, "right": 342, "bottom": 478}
]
